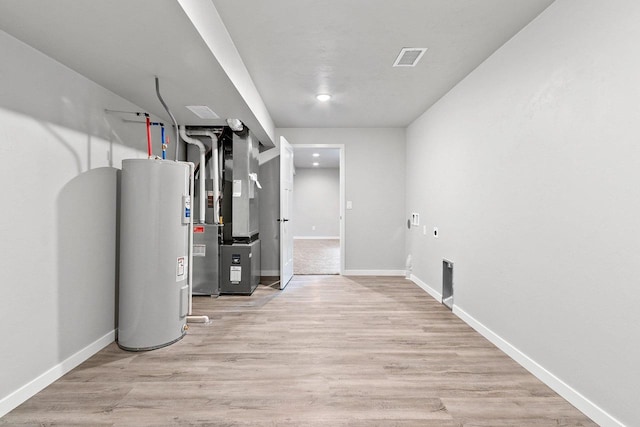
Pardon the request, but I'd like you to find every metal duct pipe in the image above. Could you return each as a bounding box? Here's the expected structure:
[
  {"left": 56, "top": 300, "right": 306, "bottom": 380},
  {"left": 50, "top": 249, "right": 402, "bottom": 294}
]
[
  {"left": 179, "top": 126, "right": 206, "bottom": 224},
  {"left": 185, "top": 130, "right": 220, "bottom": 224}
]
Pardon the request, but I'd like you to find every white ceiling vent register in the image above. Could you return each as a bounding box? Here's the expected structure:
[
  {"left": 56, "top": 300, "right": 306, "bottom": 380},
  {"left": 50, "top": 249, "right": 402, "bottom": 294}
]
[
  {"left": 185, "top": 105, "right": 220, "bottom": 119},
  {"left": 393, "top": 47, "right": 428, "bottom": 67}
]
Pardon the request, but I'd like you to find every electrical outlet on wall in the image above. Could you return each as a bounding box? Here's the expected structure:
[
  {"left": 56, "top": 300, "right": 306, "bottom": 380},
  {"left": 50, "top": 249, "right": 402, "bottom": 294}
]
[
  {"left": 312, "top": 225, "right": 316, "bottom": 231},
  {"left": 411, "top": 213, "right": 420, "bottom": 226}
]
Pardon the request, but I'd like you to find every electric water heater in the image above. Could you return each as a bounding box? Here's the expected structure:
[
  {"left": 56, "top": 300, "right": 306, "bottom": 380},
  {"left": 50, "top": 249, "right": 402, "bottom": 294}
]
[{"left": 118, "top": 159, "right": 190, "bottom": 351}]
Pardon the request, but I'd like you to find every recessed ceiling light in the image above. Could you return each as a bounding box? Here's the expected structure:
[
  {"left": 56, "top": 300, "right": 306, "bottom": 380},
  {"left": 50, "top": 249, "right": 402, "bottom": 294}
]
[
  {"left": 312, "top": 162, "right": 319, "bottom": 166},
  {"left": 316, "top": 94, "right": 331, "bottom": 102},
  {"left": 312, "top": 153, "right": 320, "bottom": 157}
]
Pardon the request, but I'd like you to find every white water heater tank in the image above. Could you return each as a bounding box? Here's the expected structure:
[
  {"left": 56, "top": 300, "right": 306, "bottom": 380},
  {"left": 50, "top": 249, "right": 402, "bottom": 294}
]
[{"left": 118, "top": 159, "right": 190, "bottom": 351}]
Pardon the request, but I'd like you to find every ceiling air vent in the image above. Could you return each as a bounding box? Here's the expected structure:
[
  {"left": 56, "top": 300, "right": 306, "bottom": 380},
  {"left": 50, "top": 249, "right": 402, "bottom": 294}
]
[
  {"left": 393, "top": 47, "right": 428, "bottom": 67},
  {"left": 185, "top": 105, "right": 220, "bottom": 119}
]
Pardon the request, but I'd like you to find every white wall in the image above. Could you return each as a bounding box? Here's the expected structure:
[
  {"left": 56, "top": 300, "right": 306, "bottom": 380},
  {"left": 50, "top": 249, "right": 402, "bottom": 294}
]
[
  {"left": 0, "top": 31, "right": 158, "bottom": 416},
  {"left": 405, "top": 1, "right": 640, "bottom": 425},
  {"left": 277, "top": 128, "right": 405, "bottom": 274},
  {"left": 293, "top": 168, "right": 340, "bottom": 238}
]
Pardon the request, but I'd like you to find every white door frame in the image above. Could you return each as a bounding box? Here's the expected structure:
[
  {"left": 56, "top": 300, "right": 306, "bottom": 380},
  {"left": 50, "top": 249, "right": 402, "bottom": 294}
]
[{"left": 291, "top": 143, "right": 345, "bottom": 275}]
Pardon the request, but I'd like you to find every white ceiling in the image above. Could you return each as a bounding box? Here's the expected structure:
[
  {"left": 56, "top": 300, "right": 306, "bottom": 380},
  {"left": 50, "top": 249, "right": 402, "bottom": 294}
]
[
  {"left": 212, "top": 0, "right": 555, "bottom": 128},
  {"left": 0, "top": 0, "right": 555, "bottom": 142},
  {"left": 0, "top": 0, "right": 275, "bottom": 145},
  {"left": 294, "top": 147, "right": 340, "bottom": 169}
]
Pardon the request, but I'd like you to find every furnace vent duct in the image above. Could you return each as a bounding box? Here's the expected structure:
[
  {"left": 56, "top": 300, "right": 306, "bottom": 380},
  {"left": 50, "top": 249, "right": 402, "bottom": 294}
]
[
  {"left": 179, "top": 126, "right": 206, "bottom": 224},
  {"left": 184, "top": 129, "right": 221, "bottom": 224}
]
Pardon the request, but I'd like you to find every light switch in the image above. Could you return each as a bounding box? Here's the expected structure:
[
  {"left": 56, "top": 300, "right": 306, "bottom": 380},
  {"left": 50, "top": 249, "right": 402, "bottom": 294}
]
[{"left": 346, "top": 201, "right": 353, "bottom": 210}]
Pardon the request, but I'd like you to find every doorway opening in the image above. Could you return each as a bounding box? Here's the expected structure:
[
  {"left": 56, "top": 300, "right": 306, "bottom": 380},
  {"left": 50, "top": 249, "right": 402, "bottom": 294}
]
[
  {"left": 291, "top": 145, "right": 344, "bottom": 275},
  {"left": 294, "top": 239, "right": 339, "bottom": 274}
]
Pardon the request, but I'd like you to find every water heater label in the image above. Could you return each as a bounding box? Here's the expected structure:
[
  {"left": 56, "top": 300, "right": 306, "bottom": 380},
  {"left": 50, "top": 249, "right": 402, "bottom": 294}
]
[
  {"left": 230, "top": 266, "right": 242, "bottom": 283},
  {"left": 182, "top": 195, "right": 191, "bottom": 224},
  {"left": 176, "top": 256, "right": 187, "bottom": 282}
]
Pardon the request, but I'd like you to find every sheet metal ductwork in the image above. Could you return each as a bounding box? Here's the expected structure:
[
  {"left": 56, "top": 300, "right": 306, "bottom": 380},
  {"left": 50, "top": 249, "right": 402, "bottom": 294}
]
[{"left": 187, "top": 126, "right": 262, "bottom": 296}]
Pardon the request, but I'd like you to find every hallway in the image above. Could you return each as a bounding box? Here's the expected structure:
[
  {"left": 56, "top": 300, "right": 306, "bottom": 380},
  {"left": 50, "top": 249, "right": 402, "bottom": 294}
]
[{"left": 293, "top": 238, "right": 340, "bottom": 275}]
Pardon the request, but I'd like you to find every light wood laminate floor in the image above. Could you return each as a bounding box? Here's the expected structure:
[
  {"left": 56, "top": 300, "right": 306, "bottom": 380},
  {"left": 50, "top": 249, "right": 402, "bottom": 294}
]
[
  {"left": 2, "top": 275, "right": 596, "bottom": 426},
  {"left": 294, "top": 239, "right": 340, "bottom": 275}
]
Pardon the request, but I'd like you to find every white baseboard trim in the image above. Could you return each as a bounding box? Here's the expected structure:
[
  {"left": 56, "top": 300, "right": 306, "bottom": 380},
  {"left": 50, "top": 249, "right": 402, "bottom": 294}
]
[
  {"left": 452, "top": 306, "right": 623, "bottom": 427},
  {"left": 293, "top": 236, "right": 340, "bottom": 240},
  {"left": 264, "top": 269, "right": 406, "bottom": 277},
  {"left": 0, "top": 329, "right": 115, "bottom": 418},
  {"left": 409, "top": 274, "right": 442, "bottom": 302},
  {"left": 408, "top": 274, "right": 621, "bottom": 427},
  {"left": 261, "top": 270, "right": 280, "bottom": 277},
  {"left": 343, "top": 270, "right": 405, "bottom": 276}
]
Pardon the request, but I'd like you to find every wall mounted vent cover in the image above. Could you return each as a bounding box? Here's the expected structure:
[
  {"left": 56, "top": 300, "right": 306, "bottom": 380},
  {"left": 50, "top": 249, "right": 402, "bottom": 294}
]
[{"left": 393, "top": 47, "right": 428, "bottom": 67}]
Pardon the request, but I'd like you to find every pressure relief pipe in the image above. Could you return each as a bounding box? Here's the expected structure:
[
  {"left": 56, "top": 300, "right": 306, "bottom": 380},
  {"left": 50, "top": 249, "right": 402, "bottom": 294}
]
[
  {"left": 184, "top": 130, "right": 220, "bottom": 224},
  {"left": 186, "top": 161, "right": 195, "bottom": 317},
  {"left": 179, "top": 126, "right": 206, "bottom": 224}
]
